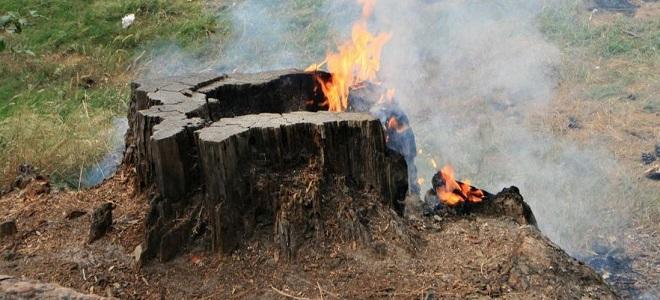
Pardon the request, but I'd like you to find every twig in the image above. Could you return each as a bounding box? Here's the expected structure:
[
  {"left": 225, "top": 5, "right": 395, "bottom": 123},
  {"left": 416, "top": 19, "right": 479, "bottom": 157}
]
[
  {"left": 270, "top": 286, "right": 311, "bottom": 300},
  {"left": 317, "top": 282, "right": 324, "bottom": 300}
]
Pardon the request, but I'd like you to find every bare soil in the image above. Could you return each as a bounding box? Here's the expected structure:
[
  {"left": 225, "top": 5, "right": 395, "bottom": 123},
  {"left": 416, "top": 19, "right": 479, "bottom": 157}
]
[{"left": 0, "top": 167, "right": 617, "bottom": 299}]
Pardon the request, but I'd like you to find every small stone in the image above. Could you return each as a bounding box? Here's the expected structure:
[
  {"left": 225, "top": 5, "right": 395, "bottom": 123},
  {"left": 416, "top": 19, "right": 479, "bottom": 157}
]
[
  {"left": 655, "top": 144, "right": 660, "bottom": 157},
  {"left": 641, "top": 152, "right": 656, "bottom": 165},
  {"left": 65, "top": 210, "right": 87, "bottom": 220},
  {"left": 88, "top": 203, "right": 113, "bottom": 243},
  {"left": 433, "top": 215, "right": 443, "bottom": 223},
  {"left": 0, "top": 219, "right": 17, "bottom": 238}
]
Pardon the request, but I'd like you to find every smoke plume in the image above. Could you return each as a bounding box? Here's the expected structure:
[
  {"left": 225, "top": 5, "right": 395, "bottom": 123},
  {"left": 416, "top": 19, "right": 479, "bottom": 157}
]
[{"left": 140, "top": 0, "right": 634, "bottom": 256}]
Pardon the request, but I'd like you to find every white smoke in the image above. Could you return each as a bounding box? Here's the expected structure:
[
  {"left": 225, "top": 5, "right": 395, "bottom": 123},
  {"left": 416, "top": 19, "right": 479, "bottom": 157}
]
[
  {"left": 138, "top": 0, "right": 636, "bottom": 258},
  {"left": 359, "top": 0, "right": 632, "bottom": 255},
  {"left": 140, "top": 1, "right": 335, "bottom": 78}
]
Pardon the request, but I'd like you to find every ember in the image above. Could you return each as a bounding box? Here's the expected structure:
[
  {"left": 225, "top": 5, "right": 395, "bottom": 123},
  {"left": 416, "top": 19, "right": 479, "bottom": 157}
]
[
  {"left": 428, "top": 165, "right": 489, "bottom": 208},
  {"left": 435, "top": 165, "right": 486, "bottom": 206}
]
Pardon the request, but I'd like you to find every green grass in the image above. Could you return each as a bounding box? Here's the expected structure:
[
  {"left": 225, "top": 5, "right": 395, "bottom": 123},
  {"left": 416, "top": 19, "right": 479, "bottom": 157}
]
[
  {"left": 538, "top": 1, "right": 660, "bottom": 215},
  {"left": 539, "top": 1, "right": 659, "bottom": 103},
  {"left": 539, "top": 2, "right": 660, "bottom": 59},
  {"left": 0, "top": 0, "right": 221, "bottom": 187}
]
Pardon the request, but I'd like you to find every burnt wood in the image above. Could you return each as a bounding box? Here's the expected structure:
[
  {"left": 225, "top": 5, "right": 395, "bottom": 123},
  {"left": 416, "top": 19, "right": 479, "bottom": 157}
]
[
  {"left": 197, "top": 111, "right": 407, "bottom": 253},
  {"left": 125, "top": 70, "right": 409, "bottom": 262}
]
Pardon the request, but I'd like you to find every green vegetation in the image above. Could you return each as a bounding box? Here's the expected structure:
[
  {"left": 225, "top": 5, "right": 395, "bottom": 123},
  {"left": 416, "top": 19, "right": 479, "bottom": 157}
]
[
  {"left": 539, "top": 2, "right": 659, "bottom": 104},
  {"left": 538, "top": 2, "right": 660, "bottom": 213},
  {"left": 0, "top": 0, "right": 219, "bottom": 186}
]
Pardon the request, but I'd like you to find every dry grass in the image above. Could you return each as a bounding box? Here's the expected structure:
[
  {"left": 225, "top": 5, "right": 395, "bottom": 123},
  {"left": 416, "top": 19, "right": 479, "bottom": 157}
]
[
  {"left": 538, "top": 1, "right": 660, "bottom": 217},
  {"left": 0, "top": 106, "right": 116, "bottom": 188}
]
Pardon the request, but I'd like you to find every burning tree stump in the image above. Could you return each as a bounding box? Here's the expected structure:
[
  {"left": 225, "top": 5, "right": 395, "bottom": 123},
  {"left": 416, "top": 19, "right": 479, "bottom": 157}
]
[{"left": 125, "top": 70, "right": 408, "bottom": 262}]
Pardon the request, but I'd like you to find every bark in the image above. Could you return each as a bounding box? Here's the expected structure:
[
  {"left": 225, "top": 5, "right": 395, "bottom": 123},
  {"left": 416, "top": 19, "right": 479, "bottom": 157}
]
[{"left": 197, "top": 111, "right": 407, "bottom": 254}]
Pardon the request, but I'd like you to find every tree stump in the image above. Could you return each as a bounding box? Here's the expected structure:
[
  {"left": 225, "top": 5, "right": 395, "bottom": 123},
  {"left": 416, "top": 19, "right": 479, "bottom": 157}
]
[
  {"left": 197, "top": 111, "right": 407, "bottom": 254},
  {"left": 125, "top": 70, "right": 408, "bottom": 262}
]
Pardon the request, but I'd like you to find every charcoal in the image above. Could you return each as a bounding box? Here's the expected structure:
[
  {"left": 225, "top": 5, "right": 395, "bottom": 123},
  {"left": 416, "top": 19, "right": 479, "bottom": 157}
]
[
  {"left": 641, "top": 152, "right": 656, "bottom": 165},
  {"left": 88, "top": 203, "right": 113, "bottom": 243},
  {"left": 589, "top": 0, "right": 638, "bottom": 14},
  {"left": 0, "top": 220, "right": 17, "bottom": 238},
  {"left": 568, "top": 116, "right": 581, "bottom": 129}
]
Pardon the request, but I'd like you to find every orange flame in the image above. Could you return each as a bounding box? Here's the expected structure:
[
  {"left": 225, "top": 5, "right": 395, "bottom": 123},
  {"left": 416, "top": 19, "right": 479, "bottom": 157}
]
[
  {"left": 307, "top": 0, "right": 391, "bottom": 112},
  {"left": 435, "top": 165, "right": 485, "bottom": 207}
]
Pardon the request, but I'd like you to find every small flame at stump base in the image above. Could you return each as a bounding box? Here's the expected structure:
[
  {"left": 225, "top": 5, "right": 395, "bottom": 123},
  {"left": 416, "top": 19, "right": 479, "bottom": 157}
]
[{"left": 433, "top": 165, "right": 486, "bottom": 207}]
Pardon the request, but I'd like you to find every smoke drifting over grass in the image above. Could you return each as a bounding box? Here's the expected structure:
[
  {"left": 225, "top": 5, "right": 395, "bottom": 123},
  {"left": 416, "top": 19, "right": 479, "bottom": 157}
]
[
  {"left": 360, "top": 0, "right": 632, "bottom": 255},
  {"left": 141, "top": 0, "right": 633, "bottom": 255},
  {"left": 140, "top": 0, "right": 333, "bottom": 78}
]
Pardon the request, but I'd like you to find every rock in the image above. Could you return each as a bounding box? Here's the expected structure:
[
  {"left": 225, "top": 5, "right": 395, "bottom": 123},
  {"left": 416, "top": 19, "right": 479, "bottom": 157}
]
[
  {"left": 0, "top": 275, "right": 113, "bottom": 299},
  {"left": 0, "top": 220, "right": 17, "bottom": 239},
  {"left": 88, "top": 203, "right": 113, "bottom": 243},
  {"left": 655, "top": 144, "right": 660, "bottom": 158},
  {"left": 66, "top": 210, "right": 87, "bottom": 220}
]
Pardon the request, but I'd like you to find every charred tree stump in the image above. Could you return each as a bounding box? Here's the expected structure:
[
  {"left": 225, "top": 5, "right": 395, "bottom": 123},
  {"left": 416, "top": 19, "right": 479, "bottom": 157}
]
[
  {"left": 197, "top": 112, "right": 407, "bottom": 255},
  {"left": 125, "top": 70, "right": 409, "bottom": 262}
]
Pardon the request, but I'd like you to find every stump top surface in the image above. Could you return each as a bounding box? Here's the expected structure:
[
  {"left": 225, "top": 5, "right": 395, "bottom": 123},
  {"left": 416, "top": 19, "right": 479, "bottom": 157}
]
[{"left": 197, "top": 111, "right": 377, "bottom": 143}]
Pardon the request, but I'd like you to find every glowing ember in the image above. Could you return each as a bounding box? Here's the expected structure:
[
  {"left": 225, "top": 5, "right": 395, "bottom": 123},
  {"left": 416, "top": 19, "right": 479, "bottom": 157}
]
[
  {"left": 435, "top": 165, "right": 485, "bottom": 207},
  {"left": 386, "top": 116, "right": 408, "bottom": 133},
  {"left": 306, "top": 0, "right": 391, "bottom": 112}
]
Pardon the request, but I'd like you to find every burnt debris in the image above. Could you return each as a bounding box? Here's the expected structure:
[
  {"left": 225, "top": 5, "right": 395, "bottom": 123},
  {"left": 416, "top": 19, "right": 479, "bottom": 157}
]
[
  {"left": 587, "top": 0, "right": 638, "bottom": 14},
  {"left": 348, "top": 82, "right": 420, "bottom": 194},
  {"left": 88, "top": 203, "right": 113, "bottom": 243},
  {"left": 0, "top": 220, "right": 17, "bottom": 239},
  {"left": 641, "top": 152, "right": 656, "bottom": 165},
  {"left": 578, "top": 241, "right": 642, "bottom": 299},
  {"left": 424, "top": 177, "right": 536, "bottom": 227}
]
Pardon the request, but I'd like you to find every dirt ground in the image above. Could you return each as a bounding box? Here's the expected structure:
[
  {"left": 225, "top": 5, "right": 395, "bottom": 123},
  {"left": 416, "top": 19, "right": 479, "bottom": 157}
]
[{"left": 0, "top": 167, "right": 618, "bottom": 299}]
